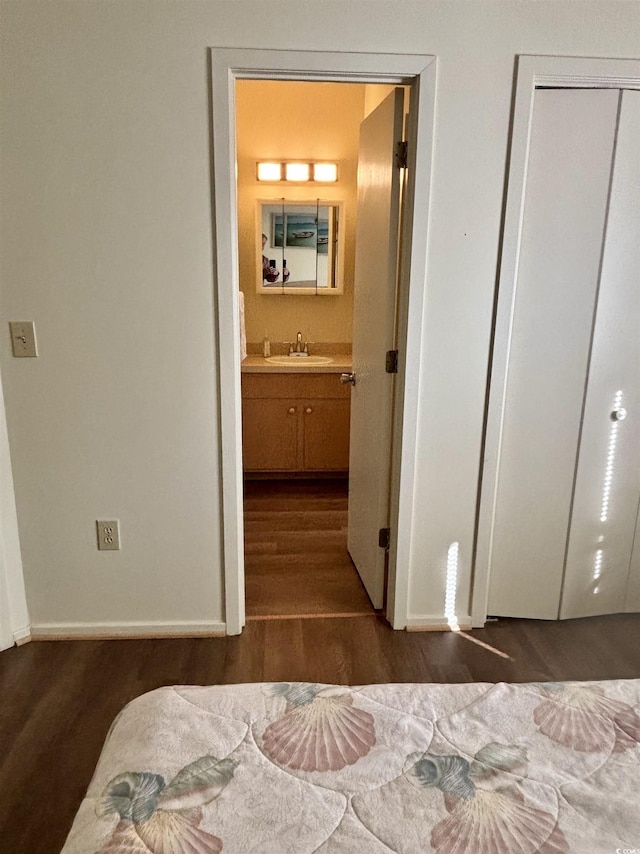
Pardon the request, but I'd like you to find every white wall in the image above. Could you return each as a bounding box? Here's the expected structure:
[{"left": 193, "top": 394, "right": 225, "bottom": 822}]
[{"left": 1, "top": 0, "right": 639, "bottom": 632}]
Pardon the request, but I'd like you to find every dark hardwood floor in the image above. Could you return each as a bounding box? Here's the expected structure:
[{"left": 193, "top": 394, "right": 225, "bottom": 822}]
[
  {"left": 1, "top": 613, "right": 640, "bottom": 853},
  {"left": 244, "top": 478, "right": 375, "bottom": 617}
]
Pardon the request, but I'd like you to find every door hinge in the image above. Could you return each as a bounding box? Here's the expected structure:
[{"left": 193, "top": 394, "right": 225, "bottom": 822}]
[
  {"left": 378, "top": 527, "right": 391, "bottom": 549},
  {"left": 385, "top": 350, "right": 398, "bottom": 373},
  {"left": 395, "top": 140, "right": 408, "bottom": 169}
]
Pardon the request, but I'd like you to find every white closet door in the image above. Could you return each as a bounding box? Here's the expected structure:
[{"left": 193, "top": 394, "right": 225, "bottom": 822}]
[
  {"left": 627, "top": 503, "right": 640, "bottom": 613},
  {"left": 487, "top": 89, "right": 619, "bottom": 619},
  {"left": 560, "top": 91, "right": 640, "bottom": 618}
]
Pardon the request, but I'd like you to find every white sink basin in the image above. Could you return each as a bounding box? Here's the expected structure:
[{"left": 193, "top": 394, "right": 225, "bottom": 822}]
[{"left": 265, "top": 355, "right": 333, "bottom": 366}]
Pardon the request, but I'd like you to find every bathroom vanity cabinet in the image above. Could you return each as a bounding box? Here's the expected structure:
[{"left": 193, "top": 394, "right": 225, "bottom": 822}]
[{"left": 241, "top": 373, "right": 350, "bottom": 474}]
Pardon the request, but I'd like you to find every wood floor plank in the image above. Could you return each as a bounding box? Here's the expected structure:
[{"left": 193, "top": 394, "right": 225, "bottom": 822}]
[
  {"left": 243, "top": 502, "right": 346, "bottom": 515},
  {"left": 244, "top": 512, "right": 347, "bottom": 533},
  {"left": 244, "top": 479, "right": 374, "bottom": 618}
]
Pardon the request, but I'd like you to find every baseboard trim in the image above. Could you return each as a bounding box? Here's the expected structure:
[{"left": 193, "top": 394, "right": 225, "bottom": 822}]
[
  {"left": 246, "top": 611, "right": 376, "bottom": 621},
  {"left": 30, "top": 620, "right": 227, "bottom": 640},
  {"left": 405, "top": 615, "right": 473, "bottom": 632},
  {"left": 13, "top": 625, "right": 32, "bottom": 645}
]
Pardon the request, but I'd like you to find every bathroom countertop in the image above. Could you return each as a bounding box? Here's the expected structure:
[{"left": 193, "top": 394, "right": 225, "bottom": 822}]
[{"left": 241, "top": 355, "right": 352, "bottom": 374}]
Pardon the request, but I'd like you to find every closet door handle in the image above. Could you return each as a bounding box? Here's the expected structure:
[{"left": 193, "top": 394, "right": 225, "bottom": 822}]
[
  {"left": 611, "top": 407, "right": 627, "bottom": 421},
  {"left": 305, "top": 407, "right": 313, "bottom": 414},
  {"left": 288, "top": 407, "right": 296, "bottom": 415}
]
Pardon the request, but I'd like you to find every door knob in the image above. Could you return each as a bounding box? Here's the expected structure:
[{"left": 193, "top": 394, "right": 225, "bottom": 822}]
[
  {"left": 288, "top": 407, "right": 296, "bottom": 415},
  {"left": 305, "top": 407, "right": 313, "bottom": 414},
  {"left": 611, "top": 407, "right": 627, "bottom": 421},
  {"left": 340, "top": 372, "right": 356, "bottom": 386}
]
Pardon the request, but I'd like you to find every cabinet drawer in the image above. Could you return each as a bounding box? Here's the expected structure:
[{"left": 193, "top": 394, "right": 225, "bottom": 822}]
[{"left": 242, "top": 373, "right": 350, "bottom": 400}]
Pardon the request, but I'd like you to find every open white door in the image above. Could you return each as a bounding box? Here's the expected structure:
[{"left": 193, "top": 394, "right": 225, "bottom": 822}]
[{"left": 347, "top": 88, "right": 404, "bottom": 609}]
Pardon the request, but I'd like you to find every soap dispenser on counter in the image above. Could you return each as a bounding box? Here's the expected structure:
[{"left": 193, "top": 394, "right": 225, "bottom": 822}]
[{"left": 262, "top": 336, "right": 271, "bottom": 358}]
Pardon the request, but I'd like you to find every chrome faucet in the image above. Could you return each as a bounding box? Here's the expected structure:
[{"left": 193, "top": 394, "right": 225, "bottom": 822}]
[{"left": 289, "top": 331, "right": 309, "bottom": 356}]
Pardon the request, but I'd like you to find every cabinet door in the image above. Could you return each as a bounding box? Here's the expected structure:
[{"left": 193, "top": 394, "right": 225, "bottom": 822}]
[
  {"left": 302, "top": 399, "right": 350, "bottom": 471},
  {"left": 242, "top": 398, "right": 299, "bottom": 471}
]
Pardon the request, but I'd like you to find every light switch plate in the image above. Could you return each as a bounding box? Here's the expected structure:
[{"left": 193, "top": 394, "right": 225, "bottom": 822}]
[
  {"left": 96, "top": 520, "right": 121, "bottom": 551},
  {"left": 10, "top": 322, "right": 38, "bottom": 357}
]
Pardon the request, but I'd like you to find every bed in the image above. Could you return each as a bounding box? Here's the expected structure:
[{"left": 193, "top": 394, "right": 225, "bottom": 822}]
[{"left": 60, "top": 680, "right": 640, "bottom": 853}]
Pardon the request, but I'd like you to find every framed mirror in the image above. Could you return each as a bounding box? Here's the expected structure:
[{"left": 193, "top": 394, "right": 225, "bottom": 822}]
[{"left": 257, "top": 199, "right": 345, "bottom": 294}]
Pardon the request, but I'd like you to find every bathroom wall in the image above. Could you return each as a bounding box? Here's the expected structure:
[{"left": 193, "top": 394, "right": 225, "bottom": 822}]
[
  {"left": 363, "top": 84, "right": 398, "bottom": 118},
  {"left": 236, "top": 80, "right": 364, "bottom": 347}
]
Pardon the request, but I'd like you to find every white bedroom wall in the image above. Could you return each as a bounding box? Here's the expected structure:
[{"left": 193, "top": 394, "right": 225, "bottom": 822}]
[{"left": 0, "top": 1, "right": 639, "bottom": 633}]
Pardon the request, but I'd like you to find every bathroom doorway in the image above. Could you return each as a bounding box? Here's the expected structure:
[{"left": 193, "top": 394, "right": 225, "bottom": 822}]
[
  {"left": 210, "top": 49, "right": 436, "bottom": 634},
  {"left": 237, "top": 79, "right": 402, "bottom": 620},
  {"left": 235, "top": 80, "right": 409, "bottom": 619}
]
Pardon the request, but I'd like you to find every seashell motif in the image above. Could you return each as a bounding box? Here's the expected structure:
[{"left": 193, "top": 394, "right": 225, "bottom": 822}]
[
  {"left": 158, "top": 756, "right": 238, "bottom": 810},
  {"left": 261, "top": 693, "right": 376, "bottom": 771},
  {"left": 265, "top": 682, "right": 320, "bottom": 707},
  {"left": 97, "top": 771, "right": 165, "bottom": 823},
  {"left": 94, "top": 819, "right": 155, "bottom": 853},
  {"left": 431, "top": 788, "right": 568, "bottom": 854},
  {"left": 95, "top": 755, "right": 236, "bottom": 854},
  {"left": 94, "top": 810, "right": 223, "bottom": 854},
  {"left": 411, "top": 755, "right": 475, "bottom": 799},
  {"left": 534, "top": 685, "right": 640, "bottom": 753},
  {"left": 612, "top": 704, "right": 640, "bottom": 752},
  {"left": 471, "top": 742, "right": 528, "bottom": 783},
  {"left": 136, "top": 808, "right": 223, "bottom": 854}
]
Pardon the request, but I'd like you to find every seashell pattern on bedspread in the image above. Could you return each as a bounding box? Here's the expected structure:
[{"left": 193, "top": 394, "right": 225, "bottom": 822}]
[
  {"left": 93, "top": 756, "right": 237, "bottom": 854},
  {"left": 260, "top": 683, "right": 376, "bottom": 771},
  {"left": 58, "top": 680, "right": 640, "bottom": 854}
]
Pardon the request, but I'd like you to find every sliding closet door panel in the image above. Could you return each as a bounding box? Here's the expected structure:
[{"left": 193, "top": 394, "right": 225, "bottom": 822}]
[
  {"left": 626, "top": 501, "right": 640, "bottom": 613},
  {"left": 488, "top": 89, "right": 619, "bottom": 619},
  {"left": 561, "top": 91, "right": 640, "bottom": 619}
]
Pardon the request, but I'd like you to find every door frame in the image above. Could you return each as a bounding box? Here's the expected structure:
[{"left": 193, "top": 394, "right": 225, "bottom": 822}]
[
  {"left": 0, "top": 373, "right": 30, "bottom": 650},
  {"left": 210, "top": 48, "right": 436, "bottom": 635},
  {"left": 471, "top": 55, "right": 640, "bottom": 628}
]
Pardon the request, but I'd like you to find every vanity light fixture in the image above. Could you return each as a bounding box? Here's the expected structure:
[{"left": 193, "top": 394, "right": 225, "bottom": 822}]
[
  {"left": 256, "top": 161, "right": 338, "bottom": 183},
  {"left": 285, "top": 162, "right": 311, "bottom": 182},
  {"left": 256, "top": 162, "right": 283, "bottom": 182},
  {"left": 312, "top": 163, "right": 338, "bottom": 182}
]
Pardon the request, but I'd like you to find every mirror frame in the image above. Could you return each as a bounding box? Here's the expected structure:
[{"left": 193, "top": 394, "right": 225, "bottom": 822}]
[{"left": 256, "top": 199, "right": 345, "bottom": 295}]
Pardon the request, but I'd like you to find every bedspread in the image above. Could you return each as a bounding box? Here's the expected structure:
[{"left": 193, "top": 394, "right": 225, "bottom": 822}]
[{"left": 60, "top": 680, "right": 640, "bottom": 853}]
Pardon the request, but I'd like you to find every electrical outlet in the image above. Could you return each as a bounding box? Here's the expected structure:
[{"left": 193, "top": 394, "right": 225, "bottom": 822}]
[
  {"left": 9, "top": 322, "right": 38, "bottom": 357},
  {"left": 96, "top": 520, "right": 120, "bottom": 551}
]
